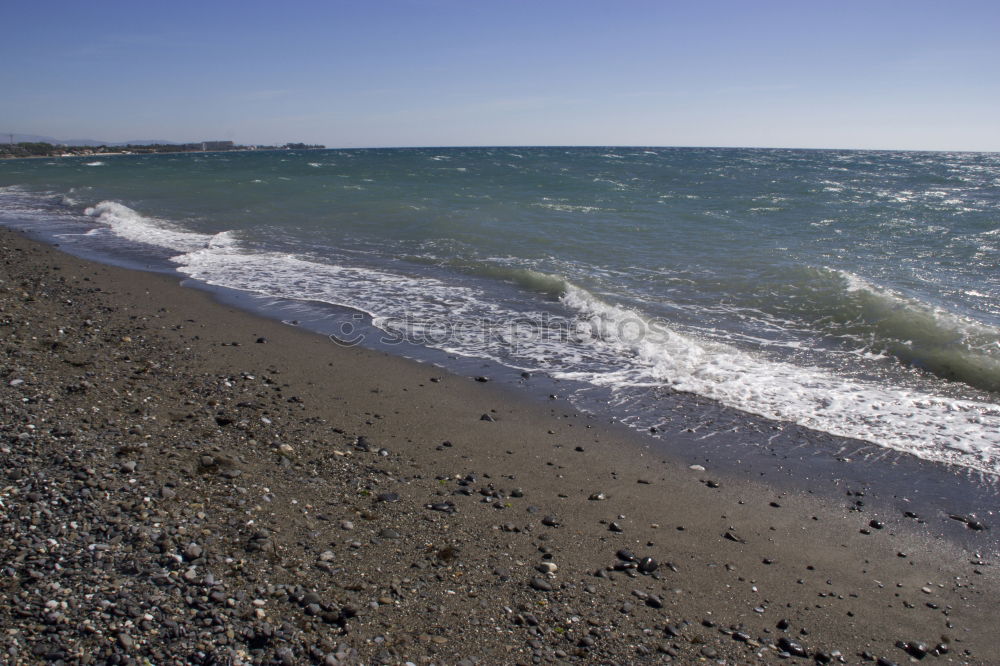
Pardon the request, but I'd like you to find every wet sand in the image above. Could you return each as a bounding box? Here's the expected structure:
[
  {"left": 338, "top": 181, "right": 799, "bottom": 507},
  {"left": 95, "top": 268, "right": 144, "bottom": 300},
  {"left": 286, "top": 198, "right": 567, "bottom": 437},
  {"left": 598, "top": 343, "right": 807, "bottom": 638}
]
[{"left": 1, "top": 226, "right": 997, "bottom": 665}]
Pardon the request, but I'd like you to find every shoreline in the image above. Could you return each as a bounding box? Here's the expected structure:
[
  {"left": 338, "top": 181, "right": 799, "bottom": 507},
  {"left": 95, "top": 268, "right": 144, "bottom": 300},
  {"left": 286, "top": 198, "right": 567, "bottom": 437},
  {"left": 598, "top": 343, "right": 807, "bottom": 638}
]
[
  {"left": 18, "top": 211, "right": 998, "bottom": 548},
  {"left": 0, "top": 147, "right": 328, "bottom": 161},
  {"left": 1, "top": 225, "right": 998, "bottom": 664}
]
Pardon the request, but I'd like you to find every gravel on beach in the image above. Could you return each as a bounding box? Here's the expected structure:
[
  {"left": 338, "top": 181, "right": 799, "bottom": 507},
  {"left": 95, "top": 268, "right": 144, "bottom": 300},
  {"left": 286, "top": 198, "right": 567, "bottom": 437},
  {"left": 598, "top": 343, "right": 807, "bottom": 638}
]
[{"left": 1, "top": 227, "right": 997, "bottom": 665}]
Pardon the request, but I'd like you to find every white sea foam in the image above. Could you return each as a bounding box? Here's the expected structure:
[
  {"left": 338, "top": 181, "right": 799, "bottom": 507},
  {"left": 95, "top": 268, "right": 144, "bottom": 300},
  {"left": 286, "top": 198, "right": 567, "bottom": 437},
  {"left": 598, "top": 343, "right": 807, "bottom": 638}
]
[
  {"left": 169, "top": 231, "right": 1000, "bottom": 474},
  {"left": 555, "top": 284, "right": 1000, "bottom": 475},
  {"left": 84, "top": 161, "right": 105, "bottom": 167},
  {"left": 84, "top": 201, "right": 234, "bottom": 253},
  {"left": 534, "top": 203, "right": 603, "bottom": 214}
]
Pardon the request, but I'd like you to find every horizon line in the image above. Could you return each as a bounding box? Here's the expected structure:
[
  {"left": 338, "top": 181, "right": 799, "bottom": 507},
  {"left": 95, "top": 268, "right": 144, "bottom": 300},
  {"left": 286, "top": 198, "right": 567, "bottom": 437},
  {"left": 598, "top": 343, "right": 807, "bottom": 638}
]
[{"left": 8, "top": 136, "right": 998, "bottom": 156}]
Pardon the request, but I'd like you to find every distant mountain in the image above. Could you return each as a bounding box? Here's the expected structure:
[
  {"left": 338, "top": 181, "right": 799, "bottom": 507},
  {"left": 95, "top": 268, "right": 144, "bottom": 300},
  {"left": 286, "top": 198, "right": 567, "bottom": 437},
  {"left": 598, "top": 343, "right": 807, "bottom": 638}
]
[
  {"left": 7, "top": 134, "right": 70, "bottom": 144},
  {"left": 59, "top": 138, "right": 109, "bottom": 147},
  {"left": 6, "top": 133, "right": 180, "bottom": 147}
]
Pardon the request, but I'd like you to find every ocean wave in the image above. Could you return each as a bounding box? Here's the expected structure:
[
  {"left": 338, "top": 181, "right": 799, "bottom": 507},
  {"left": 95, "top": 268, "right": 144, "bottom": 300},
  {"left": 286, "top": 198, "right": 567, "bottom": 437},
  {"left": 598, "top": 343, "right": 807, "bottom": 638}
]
[
  {"left": 464, "top": 265, "right": 570, "bottom": 300},
  {"left": 84, "top": 201, "right": 235, "bottom": 254},
  {"left": 823, "top": 270, "right": 1000, "bottom": 392},
  {"left": 555, "top": 284, "right": 1000, "bottom": 474}
]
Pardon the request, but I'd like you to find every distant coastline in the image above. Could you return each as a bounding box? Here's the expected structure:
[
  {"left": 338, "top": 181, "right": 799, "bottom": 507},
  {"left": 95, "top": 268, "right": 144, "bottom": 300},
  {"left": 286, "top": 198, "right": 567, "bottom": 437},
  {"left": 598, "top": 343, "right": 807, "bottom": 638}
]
[{"left": 0, "top": 140, "right": 325, "bottom": 159}]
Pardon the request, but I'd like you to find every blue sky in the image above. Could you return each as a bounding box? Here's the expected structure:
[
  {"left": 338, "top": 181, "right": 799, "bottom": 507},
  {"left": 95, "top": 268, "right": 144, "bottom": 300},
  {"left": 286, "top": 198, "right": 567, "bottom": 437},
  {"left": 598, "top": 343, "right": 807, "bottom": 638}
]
[{"left": 3, "top": 0, "right": 998, "bottom": 150}]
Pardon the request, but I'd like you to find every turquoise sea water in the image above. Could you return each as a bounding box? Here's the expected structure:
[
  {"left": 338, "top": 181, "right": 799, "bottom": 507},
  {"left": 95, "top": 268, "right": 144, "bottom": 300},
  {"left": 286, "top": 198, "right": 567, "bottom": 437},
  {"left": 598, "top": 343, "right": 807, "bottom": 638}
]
[{"left": 2, "top": 147, "right": 999, "bottom": 475}]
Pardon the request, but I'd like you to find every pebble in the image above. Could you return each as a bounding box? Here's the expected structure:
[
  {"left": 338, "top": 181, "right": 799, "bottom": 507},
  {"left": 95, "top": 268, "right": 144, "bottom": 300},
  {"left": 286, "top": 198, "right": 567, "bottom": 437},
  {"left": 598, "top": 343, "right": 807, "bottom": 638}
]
[
  {"left": 638, "top": 557, "right": 658, "bottom": 574},
  {"left": 530, "top": 577, "right": 553, "bottom": 592},
  {"left": 898, "top": 640, "right": 929, "bottom": 658},
  {"left": 616, "top": 549, "right": 636, "bottom": 562},
  {"left": 777, "top": 637, "right": 807, "bottom": 657}
]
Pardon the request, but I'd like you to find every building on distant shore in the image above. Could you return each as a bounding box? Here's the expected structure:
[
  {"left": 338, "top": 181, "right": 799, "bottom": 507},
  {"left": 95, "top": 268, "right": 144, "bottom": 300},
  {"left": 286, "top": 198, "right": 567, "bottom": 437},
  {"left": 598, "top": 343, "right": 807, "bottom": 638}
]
[
  {"left": 201, "top": 141, "right": 235, "bottom": 151},
  {"left": 1, "top": 139, "right": 325, "bottom": 159}
]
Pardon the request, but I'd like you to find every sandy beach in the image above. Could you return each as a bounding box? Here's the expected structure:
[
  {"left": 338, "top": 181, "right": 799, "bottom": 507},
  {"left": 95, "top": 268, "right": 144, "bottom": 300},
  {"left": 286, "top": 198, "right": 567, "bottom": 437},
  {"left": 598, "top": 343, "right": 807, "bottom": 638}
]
[{"left": 1, "top": 225, "right": 997, "bottom": 665}]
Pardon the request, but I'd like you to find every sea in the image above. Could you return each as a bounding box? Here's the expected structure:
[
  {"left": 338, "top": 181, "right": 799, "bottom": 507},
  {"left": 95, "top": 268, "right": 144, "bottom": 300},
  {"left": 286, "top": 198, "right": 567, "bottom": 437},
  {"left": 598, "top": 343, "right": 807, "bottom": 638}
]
[{"left": 2, "top": 147, "right": 999, "bottom": 483}]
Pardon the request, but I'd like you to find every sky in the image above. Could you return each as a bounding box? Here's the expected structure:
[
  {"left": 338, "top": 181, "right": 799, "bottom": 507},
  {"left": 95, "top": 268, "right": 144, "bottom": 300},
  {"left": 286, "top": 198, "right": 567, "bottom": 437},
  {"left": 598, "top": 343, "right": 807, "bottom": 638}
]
[{"left": 2, "top": 0, "right": 999, "bottom": 151}]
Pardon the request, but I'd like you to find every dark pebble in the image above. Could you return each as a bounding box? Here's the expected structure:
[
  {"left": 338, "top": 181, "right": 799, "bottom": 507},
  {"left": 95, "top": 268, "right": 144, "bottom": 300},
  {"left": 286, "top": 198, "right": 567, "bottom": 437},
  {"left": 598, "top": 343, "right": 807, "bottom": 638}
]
[
  {"left": 898, "top": 640, "right": 929, "bottom": 658},
  {"left": 530, "top": 577, "right": 553, "bottom": 592},
  {"left": 778, "top": 637, "right": 807, "bottom": 657},
  {"left": 616, "top": 549, "right": 636, "bottom": 562}
]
